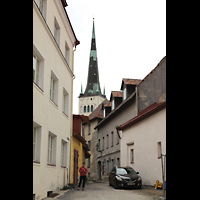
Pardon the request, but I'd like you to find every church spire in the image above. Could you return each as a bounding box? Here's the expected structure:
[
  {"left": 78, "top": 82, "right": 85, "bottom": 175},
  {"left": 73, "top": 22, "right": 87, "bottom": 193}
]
[{"left": 81, "top": 18, "right": 104, "bottom": 97}]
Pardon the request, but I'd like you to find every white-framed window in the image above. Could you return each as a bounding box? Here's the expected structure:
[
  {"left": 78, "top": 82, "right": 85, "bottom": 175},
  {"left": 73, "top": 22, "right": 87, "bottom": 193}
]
[
  {"left": 61, "top": 139, "right": 68, "bottom": 167},
  {"left": 33, "top": 47, "right": 44, "bottom": 91},
  {"left": 33, "top": 121, "right": 42, "bottom": 163},
  {"left": 37, "top": 0, "right": 47, "bottom": 20},
  {"left": 54, "top": 17, "right": 60, "bottom": 46},
  {"left": 65, "top": 41, "right": 70, "bottom": 65},
  {"left": 112, "top": 100, "right": 114, "bottom": 110},
  {"left": 103, "top": 108, "right": 106, "bottom": 118},
  {"left": 50, "top": 70, "right": 59, "bottom": 106},
  {"left": 47, "top": 131, "right": 57, "bottom": 165},
  {"left": 123, "top": 87, "right": 127, "bottom": 100},
  {"left": 63, "top": 88, "right": 69, "bottom": 116}
]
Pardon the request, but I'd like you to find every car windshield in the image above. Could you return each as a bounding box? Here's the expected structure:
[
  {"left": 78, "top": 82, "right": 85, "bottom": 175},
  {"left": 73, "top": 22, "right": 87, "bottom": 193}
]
[{"left": 117, "top": 168, "right": 137, "bottom": 175}]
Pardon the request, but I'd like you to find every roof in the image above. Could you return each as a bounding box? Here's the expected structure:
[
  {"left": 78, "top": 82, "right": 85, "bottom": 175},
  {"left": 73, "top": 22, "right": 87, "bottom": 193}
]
[
  {"left": 88, "top": 102, "right": 103, "bottom": 121},
  {"left": 137, "top": 56, "right": 166, "bottom": 87},
  {"left": 60, "top": 0, "right": 80, "bottom": 47},
  {"left": 103, "top": 99, "right": 112, "bottom": 107},
  {"left": 110, "top": 91, "right": 123, "bottom": 101},
  {"left": 120, "top": 78, "right": 141, "bottom": 90},
  {"left": 117, "top": 101, "right": 166, "bottom": 131}
]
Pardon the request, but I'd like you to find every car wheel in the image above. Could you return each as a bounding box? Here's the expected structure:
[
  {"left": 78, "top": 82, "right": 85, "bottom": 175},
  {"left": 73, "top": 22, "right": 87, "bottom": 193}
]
[
  {"left": 137, "top": 185, "right": 142, "bottom": 189},
  {"left": 114, "top": 179, "right": 119, "bottom": 189}
]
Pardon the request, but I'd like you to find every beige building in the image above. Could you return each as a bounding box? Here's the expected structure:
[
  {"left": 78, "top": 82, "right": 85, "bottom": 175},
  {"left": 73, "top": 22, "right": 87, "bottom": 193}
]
[
  {"left": 33, "top": 0, "right": 79, "bottom": 199},
  {"left": 118, "top": 102, "right": 166, "bottom": 186}
]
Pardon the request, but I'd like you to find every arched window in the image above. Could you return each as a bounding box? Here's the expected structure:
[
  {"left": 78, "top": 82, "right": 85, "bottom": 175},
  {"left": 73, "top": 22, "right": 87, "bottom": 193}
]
[
  {"left": 91, "top": 105, "right": 93, "bottom": 112},
  {"left": 87, "top": 105, "right": 90, "bottom": 112},
  {"left": 84, "top": 106, "right": 86, "bottom": 113}
]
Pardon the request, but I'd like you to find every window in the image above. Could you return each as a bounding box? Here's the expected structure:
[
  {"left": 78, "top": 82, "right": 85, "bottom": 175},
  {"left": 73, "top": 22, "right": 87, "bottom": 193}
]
[
  {"left": 117, "top": 158, "right": 120, "bottom": 167},
  {"left": 111, "top": 132, "right": 114, "bottom": 147},
  {"left": 33, "top": 52, "right": 44, "bottom": 91},
  {"left": 123, "top": 88, "right": 126, "bottom": 100},
  {"left": 103, "top": 109, "right": 105, "bottom": 118},
  {"left": 37, "top": 0, "right": 47, "bottom": 20},
  {"left": 157, "top": 142, "right": 161, "bottom": 158},
  {"left": 54, "top": 17, "right": 60, "bottom": 46},
  {"left": 116, "top": 131, "right": 119, "bottom": 145},
  {"left": 33, "top": 121, "right": 42, "bottom": 163},
  {"left": 88, "top": 124, "right": 91, "bottom": 135},
  {"left": 130, "top": 149, "right": 134, "bottom": 163},
  {"left": 91, "top": 105, "right": 93, "bottom": 112},
  {"left": 63, "top": 88, "right": 69, "bottom": 116},
  {"left": 107, "top": 134, "right": 109, "bottom": 149},
  {"left": 102, "top": 137, "right": 104, "bottom": 150},
  {"left": 87, "top": 105, "right": 90, "bottom": 112},
  {"left": 98, "top": 139, "right": 100, "bottom": 151},
  {"left": 84, "top": 106, "right": 86, "bottom": 113},
  {"left": 61, "top": 140, "right": 68, "bottom": 167},
  {"left": 112, "top": 100, "right": 114, "bottom": 110},
  {"left": 87, "top": 157, "right": 90, "bottom": 168},
  {"left": 50, "top": 71, "right": 59, "bottom": 106},
  {"left": 65, "top": 41, "right": 70, "bottom": 65},
  {"left": 88, "top": 141, "right": 91, "bottom": 150},
  {"left": 47, "top": 131, "right": 57, "bottom": 166}
]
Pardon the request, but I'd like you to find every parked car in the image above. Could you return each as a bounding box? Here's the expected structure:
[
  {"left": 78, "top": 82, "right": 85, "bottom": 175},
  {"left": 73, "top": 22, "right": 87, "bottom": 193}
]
[{"left": 109, "top": 166, "right": 142, "bottom": 189}]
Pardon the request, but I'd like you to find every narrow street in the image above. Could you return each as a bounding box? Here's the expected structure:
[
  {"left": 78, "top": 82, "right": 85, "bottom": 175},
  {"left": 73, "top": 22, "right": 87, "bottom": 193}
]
[{"left": 57, "top": 181, "right": 164, "bottom": 200}]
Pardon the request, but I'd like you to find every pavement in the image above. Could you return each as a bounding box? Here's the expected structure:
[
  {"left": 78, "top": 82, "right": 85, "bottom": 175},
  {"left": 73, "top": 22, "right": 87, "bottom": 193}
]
[{"left": 42, "top": 181, "right": 166, "bottom": 200}]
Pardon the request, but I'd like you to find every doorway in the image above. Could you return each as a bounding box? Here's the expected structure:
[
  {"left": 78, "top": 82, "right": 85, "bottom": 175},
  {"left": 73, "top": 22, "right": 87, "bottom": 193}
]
[{"left": 97, "top": 161, "right": 101, "bottom": 180}]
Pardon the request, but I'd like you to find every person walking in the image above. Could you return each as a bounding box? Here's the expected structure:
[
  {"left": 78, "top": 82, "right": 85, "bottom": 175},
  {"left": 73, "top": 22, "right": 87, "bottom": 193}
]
[{"left": 78, "top": 162, "right": 88, "bottom": 191}]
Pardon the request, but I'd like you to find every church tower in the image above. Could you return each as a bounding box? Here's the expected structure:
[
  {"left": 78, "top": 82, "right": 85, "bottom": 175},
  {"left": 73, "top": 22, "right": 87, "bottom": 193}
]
[{"left": 79, "top": 19, "right": 106, "bottom": 116}]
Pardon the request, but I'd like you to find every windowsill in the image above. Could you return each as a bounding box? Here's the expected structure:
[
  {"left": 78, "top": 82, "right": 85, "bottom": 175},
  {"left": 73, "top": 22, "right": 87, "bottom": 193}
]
[
  {"left": 33, "top": 160, "right": 40, "bottom": 165},
  {"left": 130, "top": 161, "right": 134, "bottom": 164},
  {"left": 33, "top": 82, "right": 44, "bottom": 94},
  {"left": 49, "top": 99, "right": 58, "bottom": 108},
  {"left": 47, "top": 163, "right": 56, "bottom": 167},
  {"left": 158, "top": 156, "right": 161, "bottom": 159},
  {"left": 61, "top": 166, "right": 66, "bottom": 168}
]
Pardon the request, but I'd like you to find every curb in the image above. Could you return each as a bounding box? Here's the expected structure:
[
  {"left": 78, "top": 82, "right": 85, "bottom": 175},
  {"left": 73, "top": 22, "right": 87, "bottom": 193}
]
[{"left": 42, "top": 188, "right": 72, "bottom": 200}]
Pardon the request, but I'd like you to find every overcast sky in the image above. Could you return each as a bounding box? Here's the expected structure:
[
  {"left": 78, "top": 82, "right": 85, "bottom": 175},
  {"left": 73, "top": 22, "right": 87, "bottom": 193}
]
[{"left": 66, "top": 0, "right": 166, "bottom": 114}]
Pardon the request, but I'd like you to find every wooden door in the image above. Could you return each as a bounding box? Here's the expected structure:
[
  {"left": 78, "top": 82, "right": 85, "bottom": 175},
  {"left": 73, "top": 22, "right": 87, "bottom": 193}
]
[{"left": 73, "top": 149, "right": 78, "bottom": 185}]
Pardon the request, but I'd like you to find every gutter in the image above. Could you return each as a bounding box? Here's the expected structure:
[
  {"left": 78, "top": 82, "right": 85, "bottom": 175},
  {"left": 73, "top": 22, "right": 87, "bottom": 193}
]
[{"left": 69, "top": 47, "right": 76, "bottom": 184}]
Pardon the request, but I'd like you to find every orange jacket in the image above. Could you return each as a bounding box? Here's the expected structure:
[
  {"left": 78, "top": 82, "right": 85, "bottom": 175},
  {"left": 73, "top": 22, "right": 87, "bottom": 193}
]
[{"left": 79, "top": 166, "right": 88, "bottom": 176}]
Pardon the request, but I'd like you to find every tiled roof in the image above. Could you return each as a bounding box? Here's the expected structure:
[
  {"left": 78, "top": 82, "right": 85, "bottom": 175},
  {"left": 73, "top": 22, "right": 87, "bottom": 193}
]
[
  {"left": 103, "top": 99, "right": 111, "bottom": 107},
  {"left": 117, "top": 101, "right": 166, "bottom": 130},
  {"left": 111, "top": 91, "right": 123, "bottom": 98},
  {"left": 88, "top": 101, "right": 103, "bottom": 121},
  {"left": 120, "top": 78, "right": 141, "bottom": 90}
]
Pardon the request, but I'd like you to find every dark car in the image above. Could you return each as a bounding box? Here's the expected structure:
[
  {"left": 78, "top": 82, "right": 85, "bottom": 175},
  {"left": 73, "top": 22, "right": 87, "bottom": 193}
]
[{"left": 109, "top": 166, "right": 142, "bottom": 189}]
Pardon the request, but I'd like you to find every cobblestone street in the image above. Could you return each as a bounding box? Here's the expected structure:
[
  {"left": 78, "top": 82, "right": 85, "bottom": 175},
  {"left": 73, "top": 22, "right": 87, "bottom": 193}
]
[{"left": 56, "top": 181, "right": 164, "bottom": 200}]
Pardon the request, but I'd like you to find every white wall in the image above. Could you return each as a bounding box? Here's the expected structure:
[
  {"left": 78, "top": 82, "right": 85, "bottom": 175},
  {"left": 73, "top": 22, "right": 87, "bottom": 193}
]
[
  {"left": 120, "top": 108, "right": 166, "bottom": 186},
  {"left": 33, "top": 0, "right": 76, "bottom": 199}
]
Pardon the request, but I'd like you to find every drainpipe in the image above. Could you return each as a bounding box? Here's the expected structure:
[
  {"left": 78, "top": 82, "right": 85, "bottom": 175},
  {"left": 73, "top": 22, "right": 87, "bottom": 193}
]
[{"left": 69, "top": 46, "right": 76, "bottom": 184}]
